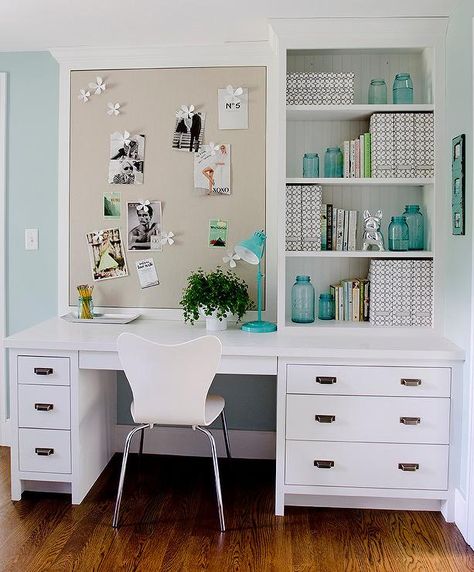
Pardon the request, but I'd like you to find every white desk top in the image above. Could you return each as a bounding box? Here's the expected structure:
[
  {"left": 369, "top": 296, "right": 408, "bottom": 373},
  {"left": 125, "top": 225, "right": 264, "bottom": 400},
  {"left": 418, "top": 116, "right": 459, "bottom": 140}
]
[{"left": 4, "top": 317, "right": 465, "bottom": 362}]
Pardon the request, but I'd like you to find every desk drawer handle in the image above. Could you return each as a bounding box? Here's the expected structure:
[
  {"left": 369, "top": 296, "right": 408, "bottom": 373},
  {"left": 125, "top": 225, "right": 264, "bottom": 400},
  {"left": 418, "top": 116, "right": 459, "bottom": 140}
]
[
  {"left": 400, "top": 416, "right": 421, "bottom": 425},
  {"left": 34, "top": 403, "right": 54, "bottom": 412},
  {"left": 401, "top": 378, "right": 421, "bottom": 387},
  {"left": 398, "top": 463, "right": 419, "bottom": 472},
  {"left": 35, "top": 447, "right": 54, "bottom": 456},
  {"left": 314, "top": 460, "right": 334, "bottom": 469},
  {"left": 315, "top": 414, "right": 336, "bottom": 423},
  {"left": 34, "top": 367, "right": 53, "bottom": 376},
  {"left": 316, "top": 376, "right": 337, "bottom": 385}
]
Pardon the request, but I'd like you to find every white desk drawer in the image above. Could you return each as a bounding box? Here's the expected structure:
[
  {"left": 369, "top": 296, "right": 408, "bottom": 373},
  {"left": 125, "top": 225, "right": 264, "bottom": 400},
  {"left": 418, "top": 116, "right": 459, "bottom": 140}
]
[
  {"left": 286, "top": 441, "right": 448, "bottom": 490},
  {"left": 19, "top": 428, "right": 71, "bottom": 474},
  {"left": 18, "top": 356, "right": 70, "bottom": 386},
  {"left": 286, "top": 395, "right": 450, "bottom": 444},
  {"left": 286, "top": 365, "right": 450, "bottom": 397},
  {"left": 18, "top": 385, "right": 71, "bottom": 430}
]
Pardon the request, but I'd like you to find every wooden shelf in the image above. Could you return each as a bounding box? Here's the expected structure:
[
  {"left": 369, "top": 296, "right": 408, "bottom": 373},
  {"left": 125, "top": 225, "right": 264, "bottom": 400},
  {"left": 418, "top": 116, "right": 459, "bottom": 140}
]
[
  {"left": 286, "top": 177, "right": 434, "bottom": 187},
  {"left": 286, "top": 104, "right": 434, "bottom": 121},
  {"left": 285, "top": 251, "right": 433, "bottom": 259}
]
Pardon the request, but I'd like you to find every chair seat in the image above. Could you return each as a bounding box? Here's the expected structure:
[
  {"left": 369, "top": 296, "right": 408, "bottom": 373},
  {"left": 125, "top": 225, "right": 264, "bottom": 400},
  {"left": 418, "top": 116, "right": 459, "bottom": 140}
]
[{"left": 130, "top": 394, "right": 225, "bottom": 427}]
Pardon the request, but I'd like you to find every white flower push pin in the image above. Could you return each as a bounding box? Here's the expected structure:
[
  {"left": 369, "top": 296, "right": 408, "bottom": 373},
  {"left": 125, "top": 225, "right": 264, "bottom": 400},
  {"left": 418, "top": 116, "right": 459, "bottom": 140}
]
[
  {"left": 89, "top": 76, "right": 106, "bottom": 95},
  {"left": 93, "top": 230, "right": 104, "bottom": 243},
  {"left": 78, "top": 89, "right": 91, "bottom": 103},
  {"left": 223, "top": 250, "right": 241, "bottom": 268},
  {"left": 161, "top": 231, "right": 175, "bottom": 246},
  {"left": 119, "top": 131, "right": 131, "bottom": 146},
  {"left": 225, "top": 85, "right": 243, "bottom": 105},
  {"left": 176, "top": 104, "right": 195, "bottom": 119},
  {"left": 207, "top": 142, "right": 220, "bottom": 156},
  {"left": 107, "top": 102, "right": 120, "bottom": 116},
  {"left": 136, "top": 200, "right": 151, "bottom": 213}
]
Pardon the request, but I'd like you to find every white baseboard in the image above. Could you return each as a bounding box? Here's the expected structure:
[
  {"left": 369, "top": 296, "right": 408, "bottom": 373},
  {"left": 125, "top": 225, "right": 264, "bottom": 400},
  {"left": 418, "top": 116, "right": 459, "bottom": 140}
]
[
  {"left": 114, "top": 424, "right": 276, "bottom": 459},
  {"left": 285, "top": 494, "right": 442, "bottom": 512},
  {"left": 455, "top": 488, "right": 469, "bottom": 541},
  {"left": 0, "top": 419, "right": 10, "bottom": 447}
]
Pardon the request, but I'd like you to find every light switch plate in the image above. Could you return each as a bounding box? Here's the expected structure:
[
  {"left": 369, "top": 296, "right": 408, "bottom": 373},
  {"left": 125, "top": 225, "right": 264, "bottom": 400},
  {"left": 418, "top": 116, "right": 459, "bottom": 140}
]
[{"left": 25, "top": 228, "right": 38, "bottom": 250}]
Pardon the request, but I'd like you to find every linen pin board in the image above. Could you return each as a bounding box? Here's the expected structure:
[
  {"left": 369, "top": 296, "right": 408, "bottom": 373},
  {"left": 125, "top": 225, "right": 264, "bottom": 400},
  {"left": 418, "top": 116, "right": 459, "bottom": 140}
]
[{"left": 69, "top": 67, "right": 266, "bottom": 309}]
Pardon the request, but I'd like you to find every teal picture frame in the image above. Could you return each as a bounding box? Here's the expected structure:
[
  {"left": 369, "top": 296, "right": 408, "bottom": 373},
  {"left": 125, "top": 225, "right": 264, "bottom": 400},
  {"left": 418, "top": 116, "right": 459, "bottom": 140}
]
[{"left": 452, "top": 134, "right": 465, "bottom": 235}]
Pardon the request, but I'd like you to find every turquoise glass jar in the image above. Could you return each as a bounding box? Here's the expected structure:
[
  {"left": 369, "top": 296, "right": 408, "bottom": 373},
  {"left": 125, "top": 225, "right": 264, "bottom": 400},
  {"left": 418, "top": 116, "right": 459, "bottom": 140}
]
[
  {"left": 393, "top": 73, "right": 413, "bottom": 104},
  {"left": 303, "top": 153, "right": 319, "bottom": 178},
  {"left": 291, "top": 275, "right": 315, "bottom": 323},
  {"left": 368, "top": 79, "right": 387, "bottom": 104},
  {"left": 318, "top": 292, "right": 335, "bottom": 320},
  {"left": 388, "top": 216, "right": 409, "bottom": 251},
  {"left": 403, "top": 205, "right": 424, "bottom": 250},
  {"left": 324, "top": 147, "right": 343, "bottom": 178}
]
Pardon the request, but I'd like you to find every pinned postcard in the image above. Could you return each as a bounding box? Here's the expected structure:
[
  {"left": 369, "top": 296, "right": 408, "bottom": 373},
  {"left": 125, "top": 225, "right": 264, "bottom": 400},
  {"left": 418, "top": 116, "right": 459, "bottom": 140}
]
[
  {"left": 108, "top": 131, "right": 145, "bottom": 184},
  {"left": 208, "top": 219, "right": 228, "bottom": 248},
  {"left": 172, "top": 106, "right": 206, "bottom": 153},
  {"left": 127, "top": 200, "right": 162, "bottom": 251},
  {"left": 194, "top": 144, "right": 231, "bottom": 196},
  {"left": 218, "top": 85, "right": 248, "bottom": 130},
  {"left": 136, "top": 258, "right": 160, "bottom": 289},
  {"left": 85, "top": 228, "right": 128, "bottom": 282},
  {"left": 103, "top": 192, "right": 121, "bottom": 219}
]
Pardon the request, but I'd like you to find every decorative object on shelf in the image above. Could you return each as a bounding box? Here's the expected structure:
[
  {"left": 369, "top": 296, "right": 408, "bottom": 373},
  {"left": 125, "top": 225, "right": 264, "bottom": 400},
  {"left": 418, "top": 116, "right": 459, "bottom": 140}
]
[
  {"left": 235, "top": 231, "right": 277, "bottom": 333},
  {"left": 452, "top": 134, "right": 465, "bottom": 235},
  {"left": 78, "top": 89, "right": 91, "bottom": 103},
  {"left": 318, "top": 292, "right": 334, "bottom": 320},
  {"left": 222, "top": 250, "right": 240, "bottom": 268},
  {"left": 362, "top": 209, "right": 385, "bottom": 251},
  {"left": 291, "top": 275, "right": 315, "bottom": 323},
  {"left": 77, "top": 284, "right": 94, "bottom": 319},
  {"left": 388, "top": 216, "right": 409, "bottom": 251},
  {"left": 286, "top": 72, "right": 354, "bottom": 105},
  {"left": 180, "top": 266, "right": 253, "bottom": 330},
  {"left": 303, "top": 153, "right": 319, "bottom": 178},
  {"left": 107, "top": 102, "right": 121, "bottom": 116},
  {"left": 173, "top": 104, "right": 205, "bottom": 152},
  {"left": 324, "top": 147, "right": 343, "bottom": 178},
  {"left": 392, "top": 73, "right": 413, "bottom": 104},
  {"left": 368, "top": 79, "right": 387, "bottom": 104},
  {"left": 89, "top": 76, "right": 106, "bottom": 95},
  {"left": 218, "top": 85, "right": 249, "bottom": 130},
  {"left": 160, "top": 231, "right": 175, "bottom": 246},
  {"left": 403, "top": 205, "right": 424, "bottom": 249}
]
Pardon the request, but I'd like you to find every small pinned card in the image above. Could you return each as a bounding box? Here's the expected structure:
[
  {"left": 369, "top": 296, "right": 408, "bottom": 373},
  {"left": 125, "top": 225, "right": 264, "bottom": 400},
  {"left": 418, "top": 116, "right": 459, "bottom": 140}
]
[
  {"left": 136, "top": 258, "right": 160, "bottom": 289},
  {"left": 218, "top": 85, "right": 248, "bottom": 130}
]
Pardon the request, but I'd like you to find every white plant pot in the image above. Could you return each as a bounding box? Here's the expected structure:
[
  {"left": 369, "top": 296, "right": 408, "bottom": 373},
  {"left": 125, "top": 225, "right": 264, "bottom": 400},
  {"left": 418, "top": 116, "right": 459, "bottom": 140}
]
[{"left": 199, "top": 308, "right": 228, "bottom": 331}]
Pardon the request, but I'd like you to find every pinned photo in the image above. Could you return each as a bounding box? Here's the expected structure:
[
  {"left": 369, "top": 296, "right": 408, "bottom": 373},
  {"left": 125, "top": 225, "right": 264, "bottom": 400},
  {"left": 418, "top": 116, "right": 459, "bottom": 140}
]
[
  {"left": 172, "top": 106, "right": 205, "bottom": 153},
  {"left": 136, "top": 258, "right": 160, "bottom": 289},
  {"left": 103, "top": 192, "right": 121, "bottom": 219},
  {"left": 127, "top": 200, "right": 162, "bottom": 251},
  {"left": 85, "top": 228, "right": 128, "bottom": 281},
  {"left": 218, "top": 85, "right": 249, "bottom": 130},
  {"left": 194, "top": 143, "right": 231, "bottom": 196},
  {"left": 208, "top": 219, "right": 228, "bottom": 248},
  {"left": 108, "top": 131, "right": 145, "bottom": 184}
]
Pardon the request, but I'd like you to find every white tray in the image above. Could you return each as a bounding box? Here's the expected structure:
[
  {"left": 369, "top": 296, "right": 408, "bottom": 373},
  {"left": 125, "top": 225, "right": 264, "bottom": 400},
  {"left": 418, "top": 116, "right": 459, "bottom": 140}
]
[{"left": 61, "top": 312, "right": 140, "bottom": 324}]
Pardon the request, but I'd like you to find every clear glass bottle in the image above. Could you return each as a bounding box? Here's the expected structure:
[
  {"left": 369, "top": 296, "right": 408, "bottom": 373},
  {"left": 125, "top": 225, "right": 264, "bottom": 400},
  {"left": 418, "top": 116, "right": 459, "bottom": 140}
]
[
  {"left": 303, "top": 153, "right": 319, "bottom": 178},
  {"left": 403, "top": 204, "right": 424, "bottom": 250},
  {"left": 393, "top": 73, "right": 413, "bottom": 104},
  {"left": 324, "top": 147, "right": 343, "bottom": 178},
  {"left": 368, "top": 79, "right": 387, "bottom": 104},
  {"left": 291, "top": 275, "right": 315, "bottom": 323},
  {"left": 78, "top": 296, "right": 94, "bottom": 319},
  {"left": 388, "top": 216, "right": 409, "bottom": 251},
  {"left": 318, "top": 292, "right": 335, "bottom": 320}
]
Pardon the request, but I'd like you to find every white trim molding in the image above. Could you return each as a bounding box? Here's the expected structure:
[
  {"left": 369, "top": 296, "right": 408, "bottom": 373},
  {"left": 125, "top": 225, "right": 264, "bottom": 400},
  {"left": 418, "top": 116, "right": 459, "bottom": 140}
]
[{"left": 0, "top": 73, "right": 7, "bottom": 446}]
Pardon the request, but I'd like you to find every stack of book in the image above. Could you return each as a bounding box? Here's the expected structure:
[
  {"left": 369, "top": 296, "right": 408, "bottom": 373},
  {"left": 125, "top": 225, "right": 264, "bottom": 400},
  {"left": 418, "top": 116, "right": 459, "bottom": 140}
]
[
  {"left": 330, "top": 279, "right": 370, "bottom": 321},
  {"left": 342, "top": 133, "right": 371, "bottom": 178},
  {"left": 320, "top": 206, "right": 358, "bottom": 251}
]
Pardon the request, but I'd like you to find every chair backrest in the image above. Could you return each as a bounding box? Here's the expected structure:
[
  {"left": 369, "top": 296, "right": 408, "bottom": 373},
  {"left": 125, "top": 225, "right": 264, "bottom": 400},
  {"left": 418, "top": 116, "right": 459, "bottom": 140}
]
[{"left": 117, "top": 333, "right": 222, "bottom": 425}]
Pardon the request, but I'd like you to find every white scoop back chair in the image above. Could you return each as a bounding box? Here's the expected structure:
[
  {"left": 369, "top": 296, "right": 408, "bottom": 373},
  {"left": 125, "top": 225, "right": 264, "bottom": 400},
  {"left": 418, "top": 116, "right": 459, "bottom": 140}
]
[{"left": 113, "top": 333, "right": 231, "bottom": 532}]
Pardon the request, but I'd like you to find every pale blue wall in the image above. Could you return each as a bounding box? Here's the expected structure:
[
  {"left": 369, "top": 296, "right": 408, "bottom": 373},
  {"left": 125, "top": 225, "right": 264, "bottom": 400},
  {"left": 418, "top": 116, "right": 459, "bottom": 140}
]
[
  {"left": 0, "top": 52, "right": 58, "bottom": 335},
  {"left": 446, "top": 4, "right": 474, "bottom": 496}
]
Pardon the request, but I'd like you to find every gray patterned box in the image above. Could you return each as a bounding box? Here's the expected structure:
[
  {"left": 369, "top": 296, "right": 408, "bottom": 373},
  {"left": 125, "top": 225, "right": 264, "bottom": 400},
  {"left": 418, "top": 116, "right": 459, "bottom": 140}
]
[
  {"left": 414, "top": 113, "right": 434, "bottom": 178},
  {"left": 392, "top": 260, "right": 412, "bottom": 326},
  {"left": 370, "top": 114, "right": 395, "bottom": 178},
  {"left": 368, "top": 260, "right": 393, "bottom": 326},
  {"left": 394, "top": 113, "right": 416, "bottom": 178},
  {"left": 411, "top": 259, "right": 433, "bottom": 327},
  {"left": 285, "top": 185, "right": 302, "bottom": 251},
  {"left": 286, "top": 72, "right": 354, "bottom": 105},
  {"left": 301, "top": 185, "right": 322, "bottom": 251}
]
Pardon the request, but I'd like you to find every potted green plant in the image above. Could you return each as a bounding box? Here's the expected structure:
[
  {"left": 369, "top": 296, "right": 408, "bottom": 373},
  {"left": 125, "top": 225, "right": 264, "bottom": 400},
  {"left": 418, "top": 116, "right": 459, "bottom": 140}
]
[{"left": 180, "top": 267, "right": 253, "bottom": 331}]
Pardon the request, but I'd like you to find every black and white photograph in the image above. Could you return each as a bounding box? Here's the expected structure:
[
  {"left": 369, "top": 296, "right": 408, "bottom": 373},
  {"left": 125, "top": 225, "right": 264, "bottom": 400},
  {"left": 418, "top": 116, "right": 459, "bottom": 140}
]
[
  {"left": 127, "top": 200, "right": 162, "bottom": 251},
  {"left": 172, "top": 109, "right": 206, "bottom": 152},
  {"left": 85, "top": 227, "right": 128, "bottom": 281},
  {"left": 108, "top": 131, "right": 145, "bottom": 184}
]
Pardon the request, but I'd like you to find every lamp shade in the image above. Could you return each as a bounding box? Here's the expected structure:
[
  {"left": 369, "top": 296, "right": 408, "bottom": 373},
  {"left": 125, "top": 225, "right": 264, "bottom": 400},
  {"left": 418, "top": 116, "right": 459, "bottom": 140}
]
[{"left": 234, "top": 231, "right": 266, "bottom": 265}]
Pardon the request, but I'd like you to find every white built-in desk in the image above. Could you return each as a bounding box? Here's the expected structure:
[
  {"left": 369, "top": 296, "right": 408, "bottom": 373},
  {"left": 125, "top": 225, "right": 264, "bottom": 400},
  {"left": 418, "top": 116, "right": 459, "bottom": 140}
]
[{"left": 4, "top": 317, "right": 465, "bottom": 517}]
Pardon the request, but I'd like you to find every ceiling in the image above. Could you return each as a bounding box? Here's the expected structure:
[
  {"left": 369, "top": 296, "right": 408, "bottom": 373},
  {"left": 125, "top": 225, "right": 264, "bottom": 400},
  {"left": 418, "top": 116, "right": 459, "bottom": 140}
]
[{"left": 0, "top": 0, "right": 461, "bottom": 52}]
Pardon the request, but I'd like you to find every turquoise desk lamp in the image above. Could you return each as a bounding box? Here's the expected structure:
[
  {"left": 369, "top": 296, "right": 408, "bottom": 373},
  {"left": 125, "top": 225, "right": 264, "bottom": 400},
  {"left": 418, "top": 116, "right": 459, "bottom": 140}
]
[{"left": 235, "top": 231, "right": 277, "bottom": 333}]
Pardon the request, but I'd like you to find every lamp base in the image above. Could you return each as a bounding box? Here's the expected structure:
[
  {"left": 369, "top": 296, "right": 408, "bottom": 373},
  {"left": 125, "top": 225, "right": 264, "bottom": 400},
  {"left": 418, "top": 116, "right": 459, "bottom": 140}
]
[{"left": 241, "top": 320, "right": 277, "bottom": 333}]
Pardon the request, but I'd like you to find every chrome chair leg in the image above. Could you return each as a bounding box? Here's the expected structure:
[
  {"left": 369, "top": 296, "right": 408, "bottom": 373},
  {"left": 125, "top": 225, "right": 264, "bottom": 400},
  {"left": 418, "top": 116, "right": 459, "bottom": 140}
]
[
  {"left": 112, "top": 424, "right": 149, "bottom": 528},
  {"left": 196, "top": 426, "right": 226, "bottom": 532},
  {"left": 139, "top": 429, "right": 145, "bottom": 456},
  {"left": 220, "top": 409, "right": 232, "bottom": 459}
]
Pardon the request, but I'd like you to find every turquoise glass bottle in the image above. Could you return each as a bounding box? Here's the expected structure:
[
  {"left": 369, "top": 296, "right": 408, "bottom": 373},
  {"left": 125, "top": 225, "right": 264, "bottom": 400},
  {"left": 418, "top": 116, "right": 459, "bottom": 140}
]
[
  {"left": 368, "top": 79, "right": 387, "bottom": 104},
  {"left": 324, "top": 147, "right": 343, "bottom": 178},
  {"left": 318, "top": 292, "right": 335, "bottom": 320},
  {"left": 303, "top": 153, "right": 319, "bottom": 178},
  {"left": 388, "top": 216, "right": 409, "bottom": 251},
  {"left": 393, "top": 73, "right": 413, "bottom": 104},
  {"left": 291, "top": 275, "right": 315, "bottom": 323},
  {"left": 403, "top": 204, "right": 424, "bottom": 250}
]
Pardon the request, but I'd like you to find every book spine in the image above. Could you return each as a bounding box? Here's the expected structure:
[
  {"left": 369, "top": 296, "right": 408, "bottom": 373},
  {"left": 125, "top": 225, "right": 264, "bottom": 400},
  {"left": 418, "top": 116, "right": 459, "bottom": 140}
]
[
  {"left": 350, "top": 140, "right": 356, "bottom": 178},
  {"left": 343, "top": 140, "right": 350, "bottom": 178},
  {"left": 330, "top": 284, "right": 337, "bottom": 320},
  {"left": 352, "top": 281, "right": 360, "bottom": 322},
  {"left": 359, "top": 134, "right": 365, "bottom": 178},
  {"left": 320, "top": 204, "right": 327, "bottom": 251},
  {"left": 336, "top": 209, "right": 344, "bottom": 251},
  {"left": 348, "top": 210, "right": 357, "bottom": 251},
  {"left": 326, "top": 204, "right": 333, "bottom": 250},
  {"left": 332, "top": 206, "right": 337, "bottom": 250},
  {"left": 338, "top": 285, "right": 344, "bottom": 320},
  {"left": 354, "top": 139, "right": 360, "bottom": 178},
  {"left": 364, "top": 132, "right": 372, "bottom": 177}
]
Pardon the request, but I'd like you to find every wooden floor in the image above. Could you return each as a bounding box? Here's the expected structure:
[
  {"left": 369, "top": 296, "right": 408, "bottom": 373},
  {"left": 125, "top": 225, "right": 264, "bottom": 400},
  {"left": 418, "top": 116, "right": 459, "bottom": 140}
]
[{"left": 0, "top": 447, "right": 473, "bottom": 572}]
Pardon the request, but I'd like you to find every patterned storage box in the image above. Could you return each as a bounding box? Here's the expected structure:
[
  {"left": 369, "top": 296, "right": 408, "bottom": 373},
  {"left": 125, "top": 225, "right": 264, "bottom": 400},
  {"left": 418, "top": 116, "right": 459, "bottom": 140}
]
[
  {"left": 394, "top": 113, "right": 416, "bottom": 178},
  {"left": 411, "top": 260, "right": 433, "bottom": 327},
  {"left": 370, "top": 114, "right": 395, "bottom": 178},
  {"left": 286, "top": 72, "right": 354, "bottom": 105},
  {"left": 301, "top": 185, "right": 322, "bottom": 251},
  {"left": 285, "top": 185, "right": 302, "bottom": 251},
  {"left": 368, "top": 260, "right": 393, "bottom": 326},
  {"left": 414, "top": 113, "right": 434, "bottom": 178}
]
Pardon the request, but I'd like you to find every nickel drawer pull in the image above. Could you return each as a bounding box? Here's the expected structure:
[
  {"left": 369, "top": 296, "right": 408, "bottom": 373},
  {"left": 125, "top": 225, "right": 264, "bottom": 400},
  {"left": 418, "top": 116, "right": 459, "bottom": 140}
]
[
  {"left": 398, "top": 463, "right": 419, "bottom": 472},
  {"left": 401, "top": 378, "right": 421, "bottom": 387},
  {"left": 315, "top": 414, "right": 336, "bottom": 423},
  {"left": 35, "top": 447, "right": 54, "bottom": 456},
  {"left": 314, "top": 460, "right": 334, "bottom": 469},
  {"left": 34, "top": 367, "right": 53, "bottom": 376},
  {"left": 400, "top": 416, "right": 421, "bottom": 425},
  {"left": 34, "top": 403, "right": 54, "bottom": 412},
  {"left": 316, "top": 376, "right": 337, "bottom": 385}
]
